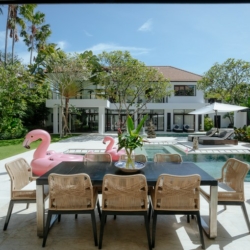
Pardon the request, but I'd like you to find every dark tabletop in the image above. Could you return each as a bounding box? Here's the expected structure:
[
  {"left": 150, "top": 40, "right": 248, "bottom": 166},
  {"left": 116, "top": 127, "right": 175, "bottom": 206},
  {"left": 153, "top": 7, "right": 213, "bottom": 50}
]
[{"left": 36, "top": 161, "right": 217, "bottom": 186}]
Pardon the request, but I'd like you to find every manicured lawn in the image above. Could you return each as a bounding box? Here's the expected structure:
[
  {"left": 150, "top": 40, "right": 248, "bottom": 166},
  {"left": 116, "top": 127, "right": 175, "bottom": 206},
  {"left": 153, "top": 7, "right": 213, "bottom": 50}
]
[{"left": 0, "top": 134, "right": 81, "bottom": 160}]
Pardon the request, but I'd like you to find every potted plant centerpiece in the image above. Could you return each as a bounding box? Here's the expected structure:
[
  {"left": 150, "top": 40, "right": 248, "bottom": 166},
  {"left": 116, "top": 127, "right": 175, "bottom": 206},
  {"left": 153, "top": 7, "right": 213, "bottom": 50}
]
[{"left": 117, "top": 114, "right": 148, "bottom": 169}]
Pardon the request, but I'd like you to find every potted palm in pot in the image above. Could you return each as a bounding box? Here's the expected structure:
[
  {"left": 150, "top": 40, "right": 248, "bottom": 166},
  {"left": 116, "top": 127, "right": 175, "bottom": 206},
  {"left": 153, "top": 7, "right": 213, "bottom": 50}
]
[{"left": 117, "top": 114, "right": 148, "bottom": 169}]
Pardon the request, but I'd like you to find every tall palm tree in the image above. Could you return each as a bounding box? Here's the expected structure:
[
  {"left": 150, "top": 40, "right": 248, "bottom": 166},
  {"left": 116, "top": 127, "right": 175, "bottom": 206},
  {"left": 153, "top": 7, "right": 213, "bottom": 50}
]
[
  {"left": 20, "top": 5, "right": 51, "bottom": 65},
  {"left": 4, "top": 4, "right": 26, "bottom": 65}
]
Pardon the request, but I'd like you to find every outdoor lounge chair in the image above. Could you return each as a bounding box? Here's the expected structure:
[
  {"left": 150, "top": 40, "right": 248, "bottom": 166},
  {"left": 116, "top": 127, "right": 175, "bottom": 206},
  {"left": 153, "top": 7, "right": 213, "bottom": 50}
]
[
  {"left": 3, "top": 158, "right": 49, "bottom": 230},
  {"left": 183, "top": 124, "right": 194, "bottom": 133},
  {"left": 173, "top": 124, "right": 183, "bottom": 133},
  {"left": 200, "top": 158, "right": 250, "bottom": 234},
  {"left": 188, "top": 127, "right": 217, "bottom": 142},
  {"left": 198, "top": 130, "right": 237, "bottom": 145}
]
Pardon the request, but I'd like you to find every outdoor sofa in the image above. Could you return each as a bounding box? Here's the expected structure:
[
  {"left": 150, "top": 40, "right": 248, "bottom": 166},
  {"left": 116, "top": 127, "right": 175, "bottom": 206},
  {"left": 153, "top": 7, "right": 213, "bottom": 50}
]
[
  {"left": 173, "top": 124, "right": 183, "bottom": 133},
  {"left": 183, "top": 124, "right": 195, "bottom": 133},
  {"left": 198, "top": 130, "right": 238, "bottom": 145}
]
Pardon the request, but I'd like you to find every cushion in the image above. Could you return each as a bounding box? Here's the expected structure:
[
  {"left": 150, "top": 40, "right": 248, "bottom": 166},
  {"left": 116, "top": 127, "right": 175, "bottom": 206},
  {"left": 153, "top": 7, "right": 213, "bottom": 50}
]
[
  {"left": 219, "top": 131, "right": 227, "bottom": 138},
  {"left": 174, "top": 125, "right": 179, "bottom": 129},
  {"left": 185, "top": 125, "right": 189, "bottom": 129},
  {"left": 206, "top": 129, "right": 213, "bottom": 136}
]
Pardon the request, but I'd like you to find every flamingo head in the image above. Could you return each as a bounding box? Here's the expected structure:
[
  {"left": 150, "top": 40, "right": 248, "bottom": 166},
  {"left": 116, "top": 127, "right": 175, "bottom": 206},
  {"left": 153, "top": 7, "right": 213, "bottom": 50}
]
[
  {"left": 103, "top": 136, "right": 114, "bottom": 144},
  {"left": 23, "top": 129, "right": 51, "bottom": 149}
]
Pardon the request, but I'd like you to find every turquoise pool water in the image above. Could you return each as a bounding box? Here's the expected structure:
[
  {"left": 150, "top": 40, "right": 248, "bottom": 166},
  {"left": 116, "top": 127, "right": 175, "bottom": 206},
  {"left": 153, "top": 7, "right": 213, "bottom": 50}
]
[{"left": 136, "top": 145, "right": 250, "bottom": 182}]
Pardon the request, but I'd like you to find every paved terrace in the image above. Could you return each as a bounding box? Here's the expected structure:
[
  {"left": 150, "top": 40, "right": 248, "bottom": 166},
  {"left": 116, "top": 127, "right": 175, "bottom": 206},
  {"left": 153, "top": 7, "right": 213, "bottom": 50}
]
[{"left": 1, "top": 133, "right": 250, "bottom": 249}]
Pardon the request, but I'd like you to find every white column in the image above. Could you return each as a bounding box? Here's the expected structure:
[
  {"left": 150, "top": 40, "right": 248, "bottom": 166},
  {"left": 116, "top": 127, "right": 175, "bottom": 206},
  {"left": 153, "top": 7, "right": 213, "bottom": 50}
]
[
  {"left": 58, "top": 107, "right": 62, "bottom": 135},
  {"left": 171, "top": 112, "right": 174, "bottom": 130},
  {"left": 201, "top": 114, "right": 204, "bottom": 131},
  {"left": 164, "top": 109, "right": 167, "bottom": 131},
  {"left": 195, "top": 115, "right": 199, "bottom": 132},
  {"left": 53, "top": 106, "right": 58, "bottom": 134},
  {"left": 134, "top": 112, "right": 138, "bottom": 128},
  {"left": 98, "top": 107, "right": 105, "bottom": 134}
]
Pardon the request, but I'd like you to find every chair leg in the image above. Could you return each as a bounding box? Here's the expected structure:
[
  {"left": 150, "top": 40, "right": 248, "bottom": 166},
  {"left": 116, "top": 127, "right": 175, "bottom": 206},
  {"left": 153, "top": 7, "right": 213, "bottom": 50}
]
[
  {"left": 42, "top": 211, "right": 52, "bottom": 247},
  {"left": 91, "top": 210, "right": 98, "bottom": 246},
  {"left": 196, "top": 212, "right": 205, "bottom": 249},
  {"left": 26, "top": 203, "right": 29, "bottom": 209},
  {"left": 97, "top": 199, "right": 102, "bottom": 221},
  {"left": 58, "top": 214, "right": 61, "bottom": 222},
  {"left": 241, "top": 203, "right": 250, "bottom": 232},
  {"left": 187, "top": 214, "right": 190, "bottom": 223},
  {"left": 75, "top": 214, "right": 78, "bottom": 219},
  {"left": 98, "top": 212, "right": 106, "bottom": 249},
  {"left": 144, "top": 213, "right": 152, "bottom": 250},
  {"left": 152, "top": 212, "right": 157, "bottom": 248},
  {"left": 3, "top": 201, "right": 14, "bottom": 231},
  {"left": 148, "top": 202, "right": 152, "bottom": 223}
]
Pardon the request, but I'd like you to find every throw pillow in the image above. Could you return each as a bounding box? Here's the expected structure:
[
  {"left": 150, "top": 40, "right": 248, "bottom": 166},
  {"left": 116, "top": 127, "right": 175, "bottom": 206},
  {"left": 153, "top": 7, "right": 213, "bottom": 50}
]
[
  {"left": 174, "top": 125, "right": 179, "bottom": 129},
  {"left": 185, "top": 125, "right": 189, "bottom": 129}
]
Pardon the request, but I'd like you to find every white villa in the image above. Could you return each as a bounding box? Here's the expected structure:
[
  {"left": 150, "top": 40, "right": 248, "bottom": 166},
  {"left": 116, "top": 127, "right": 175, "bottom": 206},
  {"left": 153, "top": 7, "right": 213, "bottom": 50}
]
[{"left": 46, "top": 66, "right": 247, "bottom": 134}]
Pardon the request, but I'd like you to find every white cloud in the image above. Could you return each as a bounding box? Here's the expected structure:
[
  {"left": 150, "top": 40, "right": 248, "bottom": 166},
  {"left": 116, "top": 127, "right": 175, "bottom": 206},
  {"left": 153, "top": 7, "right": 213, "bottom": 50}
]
[
  {"left": 85, "top": 43, "right": 151, "bottom": 56},
  {"left": 56, "top": 41, "right": 68, "bottom": 50},
  {"left": 84, "top": 30, "right": 93, "bottom": 37},
  {"left": 138, "top": 19, "right": 153, "bottom": 32}
]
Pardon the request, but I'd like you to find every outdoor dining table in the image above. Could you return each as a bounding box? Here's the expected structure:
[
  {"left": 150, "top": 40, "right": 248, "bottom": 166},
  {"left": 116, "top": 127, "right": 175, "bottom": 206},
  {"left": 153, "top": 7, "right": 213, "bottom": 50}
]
[{"left": 36, "top": 161, "right": 218, "bottom": 239}]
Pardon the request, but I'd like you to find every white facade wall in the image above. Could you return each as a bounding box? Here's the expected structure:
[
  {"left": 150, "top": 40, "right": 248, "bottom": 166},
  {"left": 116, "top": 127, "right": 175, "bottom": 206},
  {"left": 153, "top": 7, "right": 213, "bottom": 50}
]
[{"left": 46, "top": 79, "right": 240, "bottom": 134}]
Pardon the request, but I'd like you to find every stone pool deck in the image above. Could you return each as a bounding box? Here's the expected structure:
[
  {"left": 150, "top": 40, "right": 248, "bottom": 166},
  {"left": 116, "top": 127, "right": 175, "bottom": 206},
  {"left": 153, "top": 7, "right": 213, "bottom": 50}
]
[{"left": 1, "top": 133, "right": 250, "bottom": 249}]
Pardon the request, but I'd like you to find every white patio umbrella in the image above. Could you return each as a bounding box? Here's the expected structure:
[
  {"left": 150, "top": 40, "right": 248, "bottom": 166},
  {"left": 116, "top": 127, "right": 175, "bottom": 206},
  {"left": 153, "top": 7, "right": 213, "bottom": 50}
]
[{"left": 189, "top": 102, "right": 248, "bottom": 132}]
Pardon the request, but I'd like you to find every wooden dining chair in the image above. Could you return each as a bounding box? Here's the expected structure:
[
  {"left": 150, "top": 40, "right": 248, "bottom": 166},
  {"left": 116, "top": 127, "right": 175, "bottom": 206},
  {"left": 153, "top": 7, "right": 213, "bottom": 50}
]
[
  {"left": 99, "top": 174, "right": 152, "bottom": 250},
  {"left": 84, "top": 152, "right": 112, "bottom": 162},
  {"left": 200, "top": 158, "right": 250, "bottom": 233},
  {"left": 150, "top": 174, "right": 205, "bottom": 249},
  {"left": 3, "top": 158, "right": 49, "bottom": 231},
  {"left": 119, "top": 153, "right": 147, "bottom": 163},
  {"left": 153, "top": 153, "right": 183, "bottom": 163},
  {"left": 42, "top": 173, "right": 101, "bottom": 247}
]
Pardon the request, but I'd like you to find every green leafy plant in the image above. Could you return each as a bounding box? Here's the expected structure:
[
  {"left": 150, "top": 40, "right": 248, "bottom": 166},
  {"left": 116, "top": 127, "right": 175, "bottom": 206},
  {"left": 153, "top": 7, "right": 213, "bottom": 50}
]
[{"left": 117, "top": 114, "right": 148, "bottom": 168}]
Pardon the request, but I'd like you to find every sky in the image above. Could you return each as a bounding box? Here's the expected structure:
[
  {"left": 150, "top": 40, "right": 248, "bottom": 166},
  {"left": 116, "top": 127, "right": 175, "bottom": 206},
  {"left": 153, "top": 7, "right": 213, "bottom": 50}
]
[{"left": 1, "top": 3, "right": 250, "bottom": 75}]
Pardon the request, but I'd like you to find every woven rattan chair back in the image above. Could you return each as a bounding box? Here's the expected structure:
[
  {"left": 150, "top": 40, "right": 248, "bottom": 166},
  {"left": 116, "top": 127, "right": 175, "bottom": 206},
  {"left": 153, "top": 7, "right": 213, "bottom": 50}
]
[
  {"left": 102, "top": 174, "right": 148, "bottom": 211},
  {"left": 84, "top": 152, "right": 112, "bottom": 162},
  {"left": 4, "top": 158, "right": 49, "bottom": 231},
  {"left": 119, "top": 154, "right": 147, "bottom": 163},
  {"left": 152, "top": 174, "right": 201, "bottom": 211},
  {"left": 5, "top": 158, "right": 34, "bottom": 200},
  {"left": 218, "top": 158, "right": 249, "bottom": 201},
  {"left": 48, "top": 173, "right": 96, "bottom": 210},
  {"left": 153, "top": 153, "right": 183, "bottom": 163}
]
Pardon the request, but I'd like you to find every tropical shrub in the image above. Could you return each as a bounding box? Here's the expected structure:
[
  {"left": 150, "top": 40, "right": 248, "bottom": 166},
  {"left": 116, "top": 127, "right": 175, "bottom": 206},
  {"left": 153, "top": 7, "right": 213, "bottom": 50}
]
[
  {"left": 204, "top": 116, "right": 214, "bottom": 131},
  {"left": 0, "top": 118, "right": 28, "bottom": 139}
]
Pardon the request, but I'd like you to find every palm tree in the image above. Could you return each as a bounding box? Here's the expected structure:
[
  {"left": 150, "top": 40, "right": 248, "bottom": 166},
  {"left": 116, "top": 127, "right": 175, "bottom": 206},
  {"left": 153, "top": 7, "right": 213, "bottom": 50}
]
[
  {"left": 20, "top": 5, "right": 51, "bottom": 65},
  {"left": 4, "top": 4, "right": 26, "bottom": 65}
]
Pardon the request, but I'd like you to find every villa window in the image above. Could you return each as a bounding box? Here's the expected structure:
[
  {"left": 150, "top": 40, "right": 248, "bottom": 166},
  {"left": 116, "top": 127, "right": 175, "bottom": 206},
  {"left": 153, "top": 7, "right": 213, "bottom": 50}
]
[{"left": 174, "top": 85, "right": 196, "bottom": 96}]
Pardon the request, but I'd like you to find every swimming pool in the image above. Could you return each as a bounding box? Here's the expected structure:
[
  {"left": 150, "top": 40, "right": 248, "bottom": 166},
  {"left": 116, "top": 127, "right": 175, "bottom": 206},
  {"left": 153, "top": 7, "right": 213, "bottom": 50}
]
[{"left": 135, "top": 145, "right": 250, "bottom": 182}]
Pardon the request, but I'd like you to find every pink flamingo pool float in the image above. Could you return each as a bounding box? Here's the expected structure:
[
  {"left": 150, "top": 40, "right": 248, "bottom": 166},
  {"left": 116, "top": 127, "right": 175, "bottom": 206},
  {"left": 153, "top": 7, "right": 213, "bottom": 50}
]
[
  {"left": 102, "top": 136, "right": 126, "bottom": 161},
  {"left": 23, "top": 129, "right": 83, "bottom": 176}
]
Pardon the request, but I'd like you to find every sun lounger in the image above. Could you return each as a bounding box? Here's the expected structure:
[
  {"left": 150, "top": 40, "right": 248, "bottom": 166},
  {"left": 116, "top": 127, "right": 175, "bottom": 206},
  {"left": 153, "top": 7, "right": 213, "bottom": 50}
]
[
  {"left": 198, "top": 130, "right": 238, "bottom": 145},
  {"left": 188, "top": 128, "right": 217, "bottom": 142}
]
